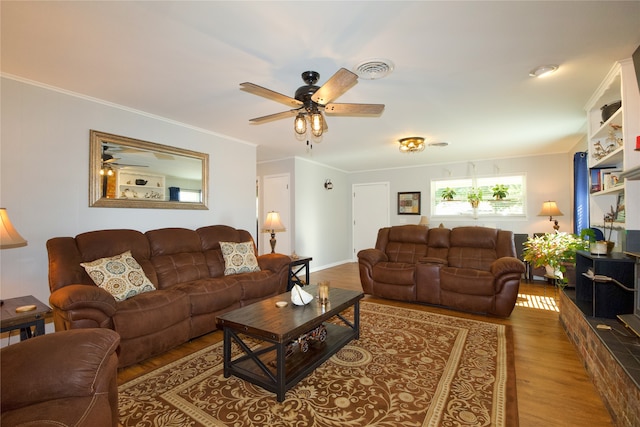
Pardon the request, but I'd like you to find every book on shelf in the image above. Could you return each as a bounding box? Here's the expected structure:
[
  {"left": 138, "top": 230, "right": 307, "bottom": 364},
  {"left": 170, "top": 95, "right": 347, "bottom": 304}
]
[{"left": 590, "top": 167, "right": 618, "bottom": 193}]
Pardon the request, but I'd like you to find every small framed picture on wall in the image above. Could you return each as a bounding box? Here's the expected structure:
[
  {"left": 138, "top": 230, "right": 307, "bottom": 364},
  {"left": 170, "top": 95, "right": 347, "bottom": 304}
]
[{"left": 398, "top": 192, "right": 421, "bottom": 215}]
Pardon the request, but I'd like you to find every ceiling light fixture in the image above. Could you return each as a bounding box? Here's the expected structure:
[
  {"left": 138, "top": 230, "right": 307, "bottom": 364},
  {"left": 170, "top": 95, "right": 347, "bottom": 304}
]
[
  {"left": 529, "top": 64, "right": 559, "bottom": 78},
  {"left": 398, "top": 137, "right": 425, "bottom": 153},
  {"left": 294, "top": 110, "right": 324, "bottom": 138},
  {"left": 294, "top": 113, "right": 306, "bottom": 135}
]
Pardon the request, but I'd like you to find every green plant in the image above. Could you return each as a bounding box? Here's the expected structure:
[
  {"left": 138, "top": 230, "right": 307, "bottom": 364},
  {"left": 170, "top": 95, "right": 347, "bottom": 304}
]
[
  {"left": 522, "top": 232, "right": 589, "bottom": 287},
  {"left": 467, "top": 188, "right": 482, "bottom": 207},
  {"left": 491, "top": 184, "right": 509, "bottom": 200},
  {"left": 441, "top": 187, "right": 456, "bottom": 200}
]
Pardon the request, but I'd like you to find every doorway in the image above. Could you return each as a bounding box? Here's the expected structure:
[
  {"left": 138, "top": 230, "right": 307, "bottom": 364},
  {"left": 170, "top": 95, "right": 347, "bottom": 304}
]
[{"left": 352, "top": 182, "right": 390, "bottom": 260}]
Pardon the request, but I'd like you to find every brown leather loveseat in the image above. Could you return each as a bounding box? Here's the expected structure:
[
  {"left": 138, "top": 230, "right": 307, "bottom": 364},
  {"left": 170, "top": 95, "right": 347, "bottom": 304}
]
[
  {"left": 47, "top": 225, "right": 290, "bottom": 367},
  {"left": 1, "top": 328, "right": 120, "bottom": 427},
  {"left": 358, "top": 225, "right": 525, "bottom": 317}
]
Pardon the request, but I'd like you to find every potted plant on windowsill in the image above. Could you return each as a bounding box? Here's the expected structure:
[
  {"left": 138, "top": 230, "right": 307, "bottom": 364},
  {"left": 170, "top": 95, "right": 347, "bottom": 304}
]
[
  {"left": 441, "top": 187, "right": 456, "bottom": 201},
  {"left": 491, "top": 184, "right": 509, "bottom": 200},
  {"left": 467, "top": 188, "right": 482, "bottom": 208},
  {"left": 522, "top": 232, "right": 589, "bottom": 287}
]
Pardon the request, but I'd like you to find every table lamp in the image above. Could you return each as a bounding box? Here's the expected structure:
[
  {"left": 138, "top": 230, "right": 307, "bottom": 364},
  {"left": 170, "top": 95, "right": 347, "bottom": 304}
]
[
  {"left": 0, "top": 208, "right": 27, "bottom": 249},
  {"left": 538, "top": 201, "right": 563, "bottom": 231},
  {"left": 1, "top": 208, "right": 28, "bottom": 306},
  {"left": 262, "top": 211, "right": 286, "bottom": 253}
]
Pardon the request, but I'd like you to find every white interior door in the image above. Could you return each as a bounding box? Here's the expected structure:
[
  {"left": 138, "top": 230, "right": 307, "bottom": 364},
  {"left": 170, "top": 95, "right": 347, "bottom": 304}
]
[
  {"left": 261, "top": 173, "right": 291, "bottom": 256},
  {"left": 352, "top": 182, "right": 390, "bottom": 260}
]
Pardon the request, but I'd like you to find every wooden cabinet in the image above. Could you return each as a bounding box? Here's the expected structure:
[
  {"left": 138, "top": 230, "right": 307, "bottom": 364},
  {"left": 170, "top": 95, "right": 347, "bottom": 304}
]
[
  {"left": 116, "top": 171, "right": 165, "bottom": 200},
  {"left": 585, "top": 59, "right": 640, "bottom": 249}
]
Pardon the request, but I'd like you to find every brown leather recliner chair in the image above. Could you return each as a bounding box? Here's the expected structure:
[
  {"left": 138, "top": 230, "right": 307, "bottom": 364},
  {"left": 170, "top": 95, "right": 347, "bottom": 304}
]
[{"left": 1, "top": 329, "right": 120, "bottom": 427}]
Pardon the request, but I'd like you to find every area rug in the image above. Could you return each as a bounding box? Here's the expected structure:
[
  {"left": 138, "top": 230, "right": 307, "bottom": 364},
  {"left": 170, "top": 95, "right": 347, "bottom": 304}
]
[{"left": 118, "top": 301, "right": 518, "bottom": 426}]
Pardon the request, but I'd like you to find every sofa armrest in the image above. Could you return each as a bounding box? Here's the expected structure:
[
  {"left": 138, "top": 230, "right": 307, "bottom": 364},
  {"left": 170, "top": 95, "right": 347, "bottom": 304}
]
[
  {"left": 257, "top": 253, "right": 291, "bottom": 273},
  {"left": 1, "top": 329, "right": 120, "bottom": 413},
  {"left": 490, "top": 257, "right": 526, "bottom": 277},
  {"left": 357, "top": 248, "right": 388, "bottom": 266},
  {"left": 418, "top": 257, "right": 448, "bottom": 265},
  {"left": 49, "top": 284, "right": 117, "bottom": 330}
]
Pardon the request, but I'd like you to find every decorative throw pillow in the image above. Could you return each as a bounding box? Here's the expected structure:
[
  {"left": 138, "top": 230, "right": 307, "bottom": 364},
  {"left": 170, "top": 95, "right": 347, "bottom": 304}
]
[
  {"left": 220, "top": 241, "right": 261, "bottom": 275},
  {"left": 81, "top": 250, "right": 156, "bottom": 301}
]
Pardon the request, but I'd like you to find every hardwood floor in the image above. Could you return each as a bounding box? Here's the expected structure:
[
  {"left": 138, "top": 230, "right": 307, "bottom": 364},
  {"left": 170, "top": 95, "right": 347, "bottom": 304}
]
[{"left": 118, "top": 263, "right": 614, "bottom": 427}]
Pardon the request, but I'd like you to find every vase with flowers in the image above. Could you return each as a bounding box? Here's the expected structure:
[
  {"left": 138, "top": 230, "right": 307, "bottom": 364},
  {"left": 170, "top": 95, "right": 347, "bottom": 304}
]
[{"left": 523, "top": 232, "right": 589, "bottom": 287}]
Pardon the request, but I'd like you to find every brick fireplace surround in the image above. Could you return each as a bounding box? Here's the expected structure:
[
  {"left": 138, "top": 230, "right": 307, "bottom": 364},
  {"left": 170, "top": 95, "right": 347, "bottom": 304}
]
[{"left": 560, "top": 290, "right": 640, "bottom": 427}]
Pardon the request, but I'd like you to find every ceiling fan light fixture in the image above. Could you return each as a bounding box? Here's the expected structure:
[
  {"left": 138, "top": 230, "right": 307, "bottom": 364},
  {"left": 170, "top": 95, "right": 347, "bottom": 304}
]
[
  {"left": 398, "top": 137, "right": 425, "bottom": 153},
  {"left": 529, "top": 64, "right": 558, "bottom": 78},
  {"left": 311, "top": 112, "right": 324, "bottom": 137},
  {"left": 294, "top": 113, "right": 307, "bottom": 135}
]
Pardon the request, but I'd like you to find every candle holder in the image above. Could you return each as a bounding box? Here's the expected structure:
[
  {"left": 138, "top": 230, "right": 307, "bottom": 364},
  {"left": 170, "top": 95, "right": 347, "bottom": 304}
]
[{"left": 318, "top": 281, "right": 330, "bottom": 305}]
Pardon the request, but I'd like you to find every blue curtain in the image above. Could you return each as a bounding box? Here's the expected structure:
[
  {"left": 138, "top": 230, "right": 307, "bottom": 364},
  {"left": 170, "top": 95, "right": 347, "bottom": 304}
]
[{"left": 573, "top": 152, "right": 589, "bottom": 234}]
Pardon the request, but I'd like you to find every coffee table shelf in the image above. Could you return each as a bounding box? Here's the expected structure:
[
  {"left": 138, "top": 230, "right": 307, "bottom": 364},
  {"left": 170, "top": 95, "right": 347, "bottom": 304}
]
[{"left": 217, "top": 286, "right": 363, "bottom": 401}]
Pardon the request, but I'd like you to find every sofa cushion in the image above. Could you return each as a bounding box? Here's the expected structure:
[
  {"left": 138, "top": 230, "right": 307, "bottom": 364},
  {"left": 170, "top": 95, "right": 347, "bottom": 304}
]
[
  {"left": 372, "top": 262, "right": 415, "bottom": 285},
  {"left": 80, "top": 251, "right": 155, "bottom": 301},
  {"left": 113, "top": 288, "right": 190, "bottom": 339},
  {"left": 172, "top": 278, "right": 243, "bottom": 316},
  {"left": 220, "top": 241, "right": 261, "bottom": 275},
  {"left": 440, "top": 267, "right": 496, "bottom": 296}
]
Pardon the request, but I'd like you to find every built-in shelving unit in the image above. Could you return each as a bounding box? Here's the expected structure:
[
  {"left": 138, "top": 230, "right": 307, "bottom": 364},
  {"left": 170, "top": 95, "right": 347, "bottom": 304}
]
[
  {"left": 116, "top": 171, "right": 166, "bottom": 200},
  {"left": 585, "top": 59, "right": 640, "bottom": 250}
]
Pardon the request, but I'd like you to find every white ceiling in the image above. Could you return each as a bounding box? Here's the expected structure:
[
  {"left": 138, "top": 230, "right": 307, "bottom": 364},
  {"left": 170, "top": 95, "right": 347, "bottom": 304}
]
[{"left": 2, "top": 1, "right": 640, "bottom": 172}]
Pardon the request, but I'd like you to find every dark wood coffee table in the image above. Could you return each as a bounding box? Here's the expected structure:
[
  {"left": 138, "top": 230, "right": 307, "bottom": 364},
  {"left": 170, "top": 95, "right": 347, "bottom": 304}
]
[{"left": 216, "top": 285, "right": 364, "bottom": 401}]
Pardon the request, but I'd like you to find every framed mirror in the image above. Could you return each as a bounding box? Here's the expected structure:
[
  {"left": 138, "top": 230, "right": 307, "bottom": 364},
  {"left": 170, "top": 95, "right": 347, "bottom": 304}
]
[{"left": 89, "top": 130, "right": 209, "bottom": 209}]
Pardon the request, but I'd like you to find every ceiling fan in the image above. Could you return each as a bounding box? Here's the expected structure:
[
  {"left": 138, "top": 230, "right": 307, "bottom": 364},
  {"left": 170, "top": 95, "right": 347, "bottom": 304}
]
[
  {"left": 240, "top": 68, "right": 384, "bottom": 138},
  {"left": 101, "top": 146, "right": 148, "bottom": 174}
]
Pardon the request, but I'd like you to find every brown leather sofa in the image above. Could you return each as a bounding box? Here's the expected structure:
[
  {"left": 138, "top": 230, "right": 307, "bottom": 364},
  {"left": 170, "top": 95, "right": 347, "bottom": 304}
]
[
  {"left": 47, "top": 225, "right": 290, "bottom": 367},
  {"left": 1, "top": 329, "right": 120, "bottom": 427},
  {"left": 358, "top": 225, "right": 525, "bottom": 317}
]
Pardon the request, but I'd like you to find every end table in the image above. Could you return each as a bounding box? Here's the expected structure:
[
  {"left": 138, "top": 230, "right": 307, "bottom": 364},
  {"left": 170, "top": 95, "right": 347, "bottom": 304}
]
[
  {"left": 288, "top": 256, "right": 312, "bottom": 291},
  {"left": 1, "top": 295, "right": 51, "bottom": 341}
]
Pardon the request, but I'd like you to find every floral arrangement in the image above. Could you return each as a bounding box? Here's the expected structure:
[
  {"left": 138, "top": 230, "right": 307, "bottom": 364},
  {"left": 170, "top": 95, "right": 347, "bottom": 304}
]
[{"left": 522, "top": 232, "right": 589, "bottom": 286}]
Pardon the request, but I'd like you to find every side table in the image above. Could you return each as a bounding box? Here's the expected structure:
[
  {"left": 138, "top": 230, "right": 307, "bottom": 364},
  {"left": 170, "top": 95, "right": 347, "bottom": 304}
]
[
  {"left": 1, "top": 295, "right": 51, "bottom": 341},
  {"left": 288, "top": 256, "right": 312, "bottom": 291}
]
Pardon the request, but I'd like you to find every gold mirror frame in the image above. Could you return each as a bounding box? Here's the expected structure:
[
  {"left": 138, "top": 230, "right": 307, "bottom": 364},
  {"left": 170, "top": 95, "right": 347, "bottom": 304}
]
[{"left": 89, "top": 130, "right": 209, "bottom": 209}]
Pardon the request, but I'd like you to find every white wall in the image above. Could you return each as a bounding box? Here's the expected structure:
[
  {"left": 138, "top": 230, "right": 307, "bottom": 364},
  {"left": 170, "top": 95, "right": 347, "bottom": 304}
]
[
  {"left": 0, "top": 78, "right": 258, "bottom": 326},
  {"left": 293, "top": 158, "right": 350, "bottom": 268},
  {"left": 348, "top": 153, "right": 574, "bottom": 237},
  {"left": 259, "top": 151, "right": 580, "bottom": 272}
]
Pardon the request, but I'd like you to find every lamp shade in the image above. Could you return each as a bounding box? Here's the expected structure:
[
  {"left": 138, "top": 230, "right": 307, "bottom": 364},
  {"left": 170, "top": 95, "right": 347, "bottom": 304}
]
[
  {"left": 538, "top": 201, "right": 563, "bottom": 217},
  {"left": 262, "top": 211, "right": 286, "bottom": 232},
  {"left": 0, "top": 208, "right": 28, "bottom": 249},
  {"left": 418, "top": 216, "right": 429, "bottom": 226}
]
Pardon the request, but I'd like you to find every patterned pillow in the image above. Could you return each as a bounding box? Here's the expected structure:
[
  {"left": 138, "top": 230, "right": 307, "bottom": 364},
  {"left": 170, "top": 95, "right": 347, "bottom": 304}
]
[
  {"left": 81, "top": 250, "right": 156, "bottom": 301},
  {"left": 220, "top": 241, "right": 261, "bottom": 275}
]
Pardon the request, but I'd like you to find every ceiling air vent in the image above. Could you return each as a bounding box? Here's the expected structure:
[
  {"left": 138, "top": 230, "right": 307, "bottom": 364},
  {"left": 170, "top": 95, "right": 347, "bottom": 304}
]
[{"left": 354, "top": 59, "right": 394, "bottom": 80}]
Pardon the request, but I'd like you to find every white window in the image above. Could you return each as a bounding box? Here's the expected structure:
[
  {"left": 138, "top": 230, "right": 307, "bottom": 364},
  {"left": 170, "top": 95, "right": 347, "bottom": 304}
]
[
  {"left": 178, "top": 189, "right": 202, "bottom": 203},
  {"left": 431, "top": 174, "right": 526, "bottom": 217}
]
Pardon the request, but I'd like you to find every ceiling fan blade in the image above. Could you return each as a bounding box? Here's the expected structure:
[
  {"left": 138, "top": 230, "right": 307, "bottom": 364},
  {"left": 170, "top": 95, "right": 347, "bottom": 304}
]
[
  {"left": 311, "top": 68, "right": 358, "bottom": 105},
  {"left": 324, "top": 103, "right": 385, "bottom": 115},
  {"left": 110, "top": 162, "right": 148, "bottom": 168},
  {"left": 240, "top": 82, "right": 303, "bottom": 108},
  {"left": 249, "top": 109, "right": 300, "bottom": 124},
  {"left": 153, "top": 152, "right": 174, "bottom": 160}
]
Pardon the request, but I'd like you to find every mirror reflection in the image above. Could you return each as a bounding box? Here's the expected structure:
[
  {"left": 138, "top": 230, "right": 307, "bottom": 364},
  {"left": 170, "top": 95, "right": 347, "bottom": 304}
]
[{"left": 89, "top": 130, "right": 209, "bottom": 209}]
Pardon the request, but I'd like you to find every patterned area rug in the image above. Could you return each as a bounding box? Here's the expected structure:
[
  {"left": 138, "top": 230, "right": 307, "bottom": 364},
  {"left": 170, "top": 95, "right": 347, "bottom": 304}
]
[{"left": 118, "top": 301, "right": 517, "bottom": 426}]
